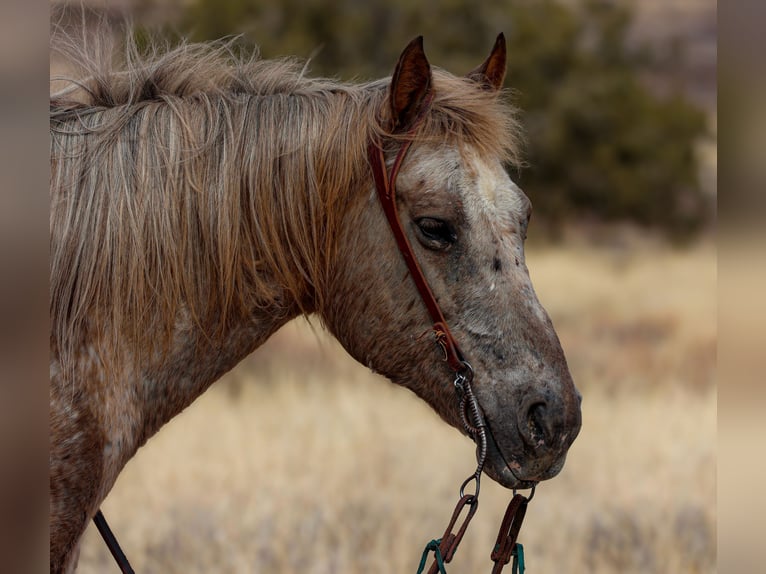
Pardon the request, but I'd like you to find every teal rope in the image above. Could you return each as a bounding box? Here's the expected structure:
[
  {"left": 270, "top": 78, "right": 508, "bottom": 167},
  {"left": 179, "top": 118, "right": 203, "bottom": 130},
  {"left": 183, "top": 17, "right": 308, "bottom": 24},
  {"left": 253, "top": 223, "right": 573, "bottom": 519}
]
[
  {"left": 511, "top": 543, "right": 525, "bottom": 574},
  {"left": 416, "top": 539, "right": 447, "bottom": 574}
]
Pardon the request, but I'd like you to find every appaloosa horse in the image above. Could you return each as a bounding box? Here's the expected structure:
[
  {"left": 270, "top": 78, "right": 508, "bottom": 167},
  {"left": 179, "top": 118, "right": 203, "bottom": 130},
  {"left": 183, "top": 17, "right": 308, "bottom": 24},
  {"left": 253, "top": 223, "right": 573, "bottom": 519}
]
[{"left": 50, "top": 33, "right": 581, "bottom": 572}]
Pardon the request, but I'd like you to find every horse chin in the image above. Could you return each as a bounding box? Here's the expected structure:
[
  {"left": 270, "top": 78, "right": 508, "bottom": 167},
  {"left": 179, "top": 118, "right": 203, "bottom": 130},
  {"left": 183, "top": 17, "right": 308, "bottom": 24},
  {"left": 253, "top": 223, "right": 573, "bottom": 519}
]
[
  {"left": 482, "top": 459, "right": 537, "bottom": 490},
  {"left": 481, "top": 431, "right": 536, "bottom": 490},
  {"left": 481, "top": 423, "right": 565, "bottom": 490}
]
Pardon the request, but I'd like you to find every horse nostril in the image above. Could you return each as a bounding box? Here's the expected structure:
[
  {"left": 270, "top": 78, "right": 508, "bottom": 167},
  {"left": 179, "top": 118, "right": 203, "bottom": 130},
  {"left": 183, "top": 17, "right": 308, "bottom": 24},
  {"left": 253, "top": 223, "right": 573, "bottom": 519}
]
[{"left": 525, "top": 402, "right": 550, "bottom": 448}]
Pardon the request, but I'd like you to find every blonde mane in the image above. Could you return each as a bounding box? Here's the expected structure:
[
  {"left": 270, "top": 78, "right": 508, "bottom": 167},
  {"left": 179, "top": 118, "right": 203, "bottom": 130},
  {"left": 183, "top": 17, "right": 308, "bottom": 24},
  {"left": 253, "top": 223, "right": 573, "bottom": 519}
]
[{"left": 50, "top": 36, "right": 521, "bottom": 368}]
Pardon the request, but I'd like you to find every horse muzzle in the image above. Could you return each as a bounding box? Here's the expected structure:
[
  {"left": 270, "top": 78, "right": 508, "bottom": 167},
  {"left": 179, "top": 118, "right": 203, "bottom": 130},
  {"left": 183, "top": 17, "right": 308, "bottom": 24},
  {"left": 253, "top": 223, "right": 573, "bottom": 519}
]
[{"left": 478, "top": 379, "right": 582, "bottom": 489}]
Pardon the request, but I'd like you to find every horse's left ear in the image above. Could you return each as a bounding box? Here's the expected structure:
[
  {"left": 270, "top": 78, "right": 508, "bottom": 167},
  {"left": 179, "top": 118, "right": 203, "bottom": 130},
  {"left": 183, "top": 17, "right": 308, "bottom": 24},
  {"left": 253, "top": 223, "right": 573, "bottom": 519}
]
[
  {"left": 467, "top": 33, "right": 507, "bottom": 91},
  {"left": 390, "top": 36, "right": 432, "bottom": 132}
]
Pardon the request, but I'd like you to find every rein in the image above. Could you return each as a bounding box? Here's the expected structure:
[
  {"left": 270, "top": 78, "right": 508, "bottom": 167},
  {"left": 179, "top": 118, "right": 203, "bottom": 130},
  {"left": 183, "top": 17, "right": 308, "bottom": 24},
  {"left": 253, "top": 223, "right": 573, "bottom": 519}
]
[
  {"left": 92, "top": 509, "right": 134, "bottom": 573},
  {"left": 91, "top": 99, "right": 532, "bottom": 574},
  {"left": 367, "top": 100, "right": 534, "bottom": 573}
]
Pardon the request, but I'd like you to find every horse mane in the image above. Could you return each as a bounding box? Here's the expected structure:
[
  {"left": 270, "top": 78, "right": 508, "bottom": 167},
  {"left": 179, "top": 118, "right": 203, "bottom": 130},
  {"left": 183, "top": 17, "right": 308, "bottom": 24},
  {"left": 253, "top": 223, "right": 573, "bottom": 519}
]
[{"left": 50, "top": 31, "right": 521, "bottom": 369}]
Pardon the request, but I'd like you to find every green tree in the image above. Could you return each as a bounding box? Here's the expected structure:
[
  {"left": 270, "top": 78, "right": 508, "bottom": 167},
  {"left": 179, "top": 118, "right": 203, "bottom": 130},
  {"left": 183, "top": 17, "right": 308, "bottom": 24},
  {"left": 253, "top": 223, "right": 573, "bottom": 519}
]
[{"left": 505, "top": 0, "right": 709, "bottom": 240}]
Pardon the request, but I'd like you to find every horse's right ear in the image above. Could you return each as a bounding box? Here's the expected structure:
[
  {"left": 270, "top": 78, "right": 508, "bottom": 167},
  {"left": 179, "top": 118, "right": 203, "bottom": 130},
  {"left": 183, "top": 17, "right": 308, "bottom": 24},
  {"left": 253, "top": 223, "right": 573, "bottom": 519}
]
[
  {"left": 389, "top": 36, "right": 432, "bottom": 132},
  {"left": 467, "top": 33, "right": 507, "bottom": 91}
]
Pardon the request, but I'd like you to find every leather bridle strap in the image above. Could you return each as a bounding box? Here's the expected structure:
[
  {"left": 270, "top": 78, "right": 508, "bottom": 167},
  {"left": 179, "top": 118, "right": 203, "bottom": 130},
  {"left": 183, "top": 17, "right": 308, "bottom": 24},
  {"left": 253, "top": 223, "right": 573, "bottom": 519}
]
[{"left": 366, "top": 102, "right": 467, "bottom": 375}]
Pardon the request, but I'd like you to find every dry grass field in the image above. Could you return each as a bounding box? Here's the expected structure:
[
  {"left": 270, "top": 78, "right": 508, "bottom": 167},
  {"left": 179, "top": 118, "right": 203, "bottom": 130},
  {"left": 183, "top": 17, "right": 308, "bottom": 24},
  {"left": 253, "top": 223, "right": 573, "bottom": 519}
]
[{"left": 76, "top": 241, "right": 716, "bottom": 574}]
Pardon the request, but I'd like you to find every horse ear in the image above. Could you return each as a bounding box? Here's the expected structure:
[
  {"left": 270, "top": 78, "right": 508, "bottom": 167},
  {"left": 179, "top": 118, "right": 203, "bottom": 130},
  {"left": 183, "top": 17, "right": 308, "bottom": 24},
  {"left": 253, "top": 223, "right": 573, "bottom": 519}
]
[
  {"left": 467, "top": 33, "right": 507, "bottom": 91},
  {"left": 389, "top": 36, "right": 432, "bottom": 132}
]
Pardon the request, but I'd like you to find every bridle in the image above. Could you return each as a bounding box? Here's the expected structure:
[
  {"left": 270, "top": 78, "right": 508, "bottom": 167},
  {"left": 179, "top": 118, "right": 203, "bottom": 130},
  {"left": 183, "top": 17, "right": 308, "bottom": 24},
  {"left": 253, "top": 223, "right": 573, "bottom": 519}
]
[
  {"left": 366, "top": 95, "right": 489, "bottom": 497},
  {"left": 92, "top": 93, "right": 533, "bottom": 574},
  {"left": 367, "top": 95, "right": 534, "bottom": 573}
]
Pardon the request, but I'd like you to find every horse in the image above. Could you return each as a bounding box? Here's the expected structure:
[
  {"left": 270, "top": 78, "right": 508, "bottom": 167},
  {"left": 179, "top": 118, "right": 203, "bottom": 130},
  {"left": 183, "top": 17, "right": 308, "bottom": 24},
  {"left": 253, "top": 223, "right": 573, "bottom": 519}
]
[{"left": 50, "top": 32, "right": 582, "bottom": 572}]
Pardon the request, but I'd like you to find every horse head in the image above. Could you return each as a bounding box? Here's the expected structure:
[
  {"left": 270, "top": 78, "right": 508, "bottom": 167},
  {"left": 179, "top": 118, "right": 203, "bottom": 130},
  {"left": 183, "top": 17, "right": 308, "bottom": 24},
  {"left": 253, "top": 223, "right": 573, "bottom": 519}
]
[{"left": 325, "top": 35, "right": 582, "bottom": 489}]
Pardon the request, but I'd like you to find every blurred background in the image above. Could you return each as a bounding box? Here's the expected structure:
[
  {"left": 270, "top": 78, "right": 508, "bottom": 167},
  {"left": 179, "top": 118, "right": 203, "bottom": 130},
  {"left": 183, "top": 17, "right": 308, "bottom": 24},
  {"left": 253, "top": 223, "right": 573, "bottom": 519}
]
[{"left": 50, "top": 1, "right": 716, "bottom": 572}]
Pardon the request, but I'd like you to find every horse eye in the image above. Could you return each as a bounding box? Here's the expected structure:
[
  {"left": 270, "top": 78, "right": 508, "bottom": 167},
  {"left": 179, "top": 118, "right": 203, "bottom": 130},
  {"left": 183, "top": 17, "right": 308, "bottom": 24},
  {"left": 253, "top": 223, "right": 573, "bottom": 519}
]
[{"left": 416, "top": 217, "right": 456, "bottom": 250}]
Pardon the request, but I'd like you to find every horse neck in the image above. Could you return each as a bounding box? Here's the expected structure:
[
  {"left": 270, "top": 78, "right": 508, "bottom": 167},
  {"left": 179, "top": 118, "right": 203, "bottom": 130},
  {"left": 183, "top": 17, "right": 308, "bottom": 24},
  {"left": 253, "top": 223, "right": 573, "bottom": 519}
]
[
  {"left": 136, "top": 304, "right": 296, "bottom": 439},
  {"left": 52, "top": 89, "right": 373, "bottom": 491},
  {"left": 69, "top": 299, "right": 296, "bottom": 507},
  {"left": 98, "top": 264, "right": 302, "bottom": 489},
  {"left": 117, "top": 91, "right": 370, "bottom": 454}
]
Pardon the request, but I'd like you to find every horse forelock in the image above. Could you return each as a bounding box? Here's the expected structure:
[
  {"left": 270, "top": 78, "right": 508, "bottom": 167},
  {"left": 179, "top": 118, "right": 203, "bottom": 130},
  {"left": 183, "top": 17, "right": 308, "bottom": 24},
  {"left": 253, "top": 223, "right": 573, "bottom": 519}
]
[{"left": 49, "top": 33, "right": 522, "bottom": 372}]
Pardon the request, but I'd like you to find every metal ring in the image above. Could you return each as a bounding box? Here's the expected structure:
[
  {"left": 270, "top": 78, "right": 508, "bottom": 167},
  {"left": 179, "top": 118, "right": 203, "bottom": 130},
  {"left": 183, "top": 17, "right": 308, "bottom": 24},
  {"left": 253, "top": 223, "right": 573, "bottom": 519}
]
[
  {"left": 453, "top": 361, "right": 474, "bottom": 395},
  {"left": 459, "top": 473, "right": 481, "bottom": 499},
  {"left": 513, "top": 484, "right": 536, "bottom": 502},
  {"left": 453, "top": 373, "right": 466, "bottom": 395}
]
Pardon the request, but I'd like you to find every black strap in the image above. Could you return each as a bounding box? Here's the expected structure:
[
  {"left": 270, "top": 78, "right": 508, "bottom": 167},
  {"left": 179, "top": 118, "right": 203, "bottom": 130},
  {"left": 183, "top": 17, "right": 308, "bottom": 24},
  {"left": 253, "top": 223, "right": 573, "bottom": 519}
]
[{"left": 93, "top": 509, "right": 135, "bottom": 574}]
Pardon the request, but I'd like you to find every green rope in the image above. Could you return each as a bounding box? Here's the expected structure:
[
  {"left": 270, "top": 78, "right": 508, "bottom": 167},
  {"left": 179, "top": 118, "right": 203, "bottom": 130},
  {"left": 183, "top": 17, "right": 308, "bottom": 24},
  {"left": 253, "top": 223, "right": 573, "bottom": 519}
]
[
  {"left": 511, "top": 543, "right": 525, "bottom": 574},
  {"left": 416, "top": 539, "right": 447, "bottom": 574}
]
